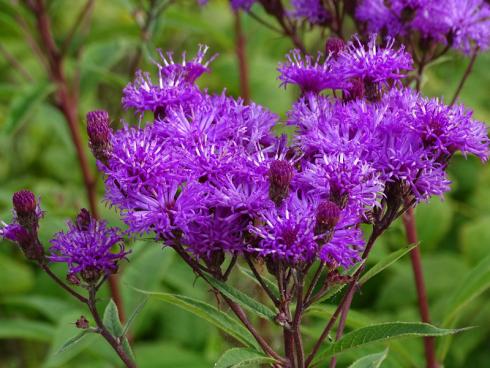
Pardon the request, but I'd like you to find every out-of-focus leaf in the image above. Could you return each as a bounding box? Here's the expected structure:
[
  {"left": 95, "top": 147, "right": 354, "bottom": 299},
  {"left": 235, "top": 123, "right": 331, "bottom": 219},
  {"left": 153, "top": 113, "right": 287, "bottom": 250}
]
[
  {"left": 134, "top": 342, "right": 210, "bottom": 368},
  {"left": 348, "top": 348, "right": 389, "bottom": 368},
  {"left": 121, "top": 296, "right": 148, "bottom": 337},
  {"left": 0, "top": 319, "right": 54, "bottom": 341},
  {"left": 135, "top": 288, "right": 260, "bottom": 350},
  {"left": 214, "top": 348, "right": 276, "bottom": 368},
  {"left": 206, "top": 276, "right": 276, "bottom": 320},
  {"left": 238, "top": 265, "right": 280, "bottom": 299},
  {"left": 460, "top": 216, "right": 490, "bottom": 265},
  {"left": 0, "top": 253, "right": 34, "bottom": 295},
  {"left": 360, "top": 244, "right": 417, "bottom": 285},
  {"left": 313, "top": 322, "right": 467, "bottom": 365},
  {"left": 415, "top": 198, "right": 453, "bottom": 250},
  {"left": 2, "top": 81, "right": 54, "bottom": 133},
  {"left": 0, "top": 295, "right": 73, "bottom": 322}
]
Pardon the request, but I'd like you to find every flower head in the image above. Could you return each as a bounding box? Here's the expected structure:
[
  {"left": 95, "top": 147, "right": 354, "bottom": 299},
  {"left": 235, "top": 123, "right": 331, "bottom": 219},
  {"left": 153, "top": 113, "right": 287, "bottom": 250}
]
[
  {"left": 49, "top": 209, "right": 129, "bottom": 283},
  {"left": 290, "top": 0, "right": 331, "bottom": 25}
]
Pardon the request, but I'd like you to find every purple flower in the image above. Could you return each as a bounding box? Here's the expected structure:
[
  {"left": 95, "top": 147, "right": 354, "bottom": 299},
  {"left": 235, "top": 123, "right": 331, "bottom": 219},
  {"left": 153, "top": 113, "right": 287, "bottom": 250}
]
[
  {"left": 337, "top": 34, "right": 413, "bottom": 83},
  {"left": 230, "top": 0, "right": 256, "bottom": 11},
  {"left": 122, "top": 45, "right": 215, "bottom": 114},
  {"left": 290, "top": 0, "right": 331, "bottom": 25},
  {"left": 278, "top": 50, "right": 347, "bottom": 93},
  {"left": 319, "top": 226, "right": 364, "bottom": 268},
  {"left": 49, "top": 209, "right": 129, "bottom": 282}
]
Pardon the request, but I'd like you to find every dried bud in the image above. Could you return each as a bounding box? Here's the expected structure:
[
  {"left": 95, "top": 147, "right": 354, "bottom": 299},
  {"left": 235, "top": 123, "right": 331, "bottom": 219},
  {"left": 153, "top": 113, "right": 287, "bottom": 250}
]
[
  {"left": 67, "top": 273, "right": 81, "bottom": 286},
  {"left": 325, "top": 37, "right": 345, "bottom": 57},
  {"left": 76, "top": 209, "right": 92, "bottom": 232},
  {"left": 269, "top": 160, "right": 293, "bottom": 205},
  {"left": 315, "top": 201, "right": 341, "bottom": 234},
  {"left": 75, "top": 315, "right": 89, "bottom": 329},
  {"left": 86, "top": 110, "right": 112, "bottom": 163}
]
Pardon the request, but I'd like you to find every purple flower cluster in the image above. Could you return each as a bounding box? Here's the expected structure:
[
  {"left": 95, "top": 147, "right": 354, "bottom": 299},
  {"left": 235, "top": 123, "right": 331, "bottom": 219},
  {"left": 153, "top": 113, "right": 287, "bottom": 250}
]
[
  {"left": 49, "top": 209, "right": 128, "bottom": 283},
  {"left": 356, "top": 0, "right": 490, "bottom": 53},
  {"left": 95, "top": 38, "right": 488, "bottom": 270}
]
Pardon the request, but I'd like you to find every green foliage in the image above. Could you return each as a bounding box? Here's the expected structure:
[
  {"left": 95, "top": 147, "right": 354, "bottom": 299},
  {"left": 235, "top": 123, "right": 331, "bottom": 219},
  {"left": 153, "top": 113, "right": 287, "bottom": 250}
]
[
  {"left": 214, "top": 348, "right": 276, "bottom": 368},
  {"left": 347, "top": 349, "right": 389, "bottom": 368}
]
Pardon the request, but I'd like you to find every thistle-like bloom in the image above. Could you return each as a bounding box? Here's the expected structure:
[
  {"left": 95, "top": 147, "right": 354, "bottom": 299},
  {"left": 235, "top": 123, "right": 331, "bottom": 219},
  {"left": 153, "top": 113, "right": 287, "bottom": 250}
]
[
  {"left": 49, "top": 209, "right": 128, "bottom": 282},
  {"left": 278, "top": 50, "right": 347, "bottom": 93},
  {"left": 337, "top": 35, "right": 413, "bottom": 83},
  {"left": 122, "top": 45, "right": 214, "bottom": 114},
  {"left": 290, "top": 0, "right": 331, "bottom": 25}
]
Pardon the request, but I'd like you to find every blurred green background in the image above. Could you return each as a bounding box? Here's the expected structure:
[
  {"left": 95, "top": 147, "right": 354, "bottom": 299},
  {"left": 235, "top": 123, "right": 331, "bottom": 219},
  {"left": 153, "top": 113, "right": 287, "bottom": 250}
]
[{"left": 0, "top": 1, "right": 489, "bottom": 367}]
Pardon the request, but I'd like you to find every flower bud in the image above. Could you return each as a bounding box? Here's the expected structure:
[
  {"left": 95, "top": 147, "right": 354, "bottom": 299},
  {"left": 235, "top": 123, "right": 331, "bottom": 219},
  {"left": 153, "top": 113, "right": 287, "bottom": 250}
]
[
  {"left": 268, "top": 160, "right": 293, "bottom": 205},
  {"left": 67, "top": 273, "right": 81, "bottom": 286},
  {"left": 13, "top": 190, "right": 39, "bottom": 229},
  {"left": 75, "top": 315, "right": 89, "bottom": 329},
  {"left": 315, "top": 200, "right": 341, "bottom": 234},
  {"left": 76, "top": 208, "right": 92, "bottom": 232},
  {"left": 325, "top": 37, "right": 345, "bottom": 57},
  {"left": 86, "top": 110, "right": 112, "bottom": 164}
]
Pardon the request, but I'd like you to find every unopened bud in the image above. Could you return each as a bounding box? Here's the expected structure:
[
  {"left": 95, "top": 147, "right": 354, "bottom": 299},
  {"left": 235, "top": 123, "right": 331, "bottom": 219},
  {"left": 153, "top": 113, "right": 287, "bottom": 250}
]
[
  {"left": 67, "top": 273, "right": 81, "bottom": 286},
  {"left": 86, "top": 110, "right": 112, "bottom": 163},
  {"left": 325, "top": 37, "right": 345, "bottom": 57},
  {"left": 76, "top": 209, "right": 92, "bottom": 232},
  {"left": 13, "top": 190, "right": 36, "bottom": 215},
  {"left": 75, "top": 315, "right": 89, "bottom": 329},
  {"left": 315, "top": 201, "right": 341, "bottom": 234},
  {"left": 269, "top": 160, "right": 293, "bottom": 205}
]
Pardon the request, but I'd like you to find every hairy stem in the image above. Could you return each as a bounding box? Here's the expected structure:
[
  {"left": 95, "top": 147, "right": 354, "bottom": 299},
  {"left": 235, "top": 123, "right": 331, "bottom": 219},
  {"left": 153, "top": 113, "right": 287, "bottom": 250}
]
[{"left": 403, "top": 207, "right": 438, "bottom": 368}]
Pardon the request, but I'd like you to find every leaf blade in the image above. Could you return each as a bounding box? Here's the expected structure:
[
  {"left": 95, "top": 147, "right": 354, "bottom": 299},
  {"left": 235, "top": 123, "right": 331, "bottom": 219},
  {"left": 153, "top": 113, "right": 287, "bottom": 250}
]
[
  {"left": 214, "top": 348, "right": 275, "bottom": 368},
  {"left": 347, "top": 348, "right": 389, "bottom": 368}
]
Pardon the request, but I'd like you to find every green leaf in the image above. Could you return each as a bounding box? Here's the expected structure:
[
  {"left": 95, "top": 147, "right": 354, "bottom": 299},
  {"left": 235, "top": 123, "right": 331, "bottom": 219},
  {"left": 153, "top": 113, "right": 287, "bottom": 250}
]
[
  {"left": 437, "top": 254, "right": 490, "bottom": 360},
  {"left": 134, "top": 288, "right": 260, "bottom": 350},
  {"left": 359, "top": 244, "right": 417, "bottom": 285},
  {"left": 238, "top": 265, "right": 280, "bottom": 299},
  {"left": 2, "top": 81, "right": 54, "bottom": 133},
  {"left": 56, "top": 330, "right": 94, "bottom": 355},
  {"left": 0, "top": 295, "right": 73, "bottom": 322},
  {"left": 0, "top": 253, "right": 34, "bottom": 295},
  {"left": 313, "top": 322, "right": 466, "bottom": 364},
  {"left": 102, "top": 299, "right": 135, "bottom": 361},
  {"left": 122, "top": 296, "right": 148, "bottom": 337},
  {"left": 348, "top": 349, "right": 389, "bottom": 368},
  {"left": 206, "top": 276, "right": 277, "bottom": 320},
  {"left": 0, "top": 319, "right": 54, "bottom": 342},
  {"left": 214, "top": 348, "right": 276, "bottom": 368}
]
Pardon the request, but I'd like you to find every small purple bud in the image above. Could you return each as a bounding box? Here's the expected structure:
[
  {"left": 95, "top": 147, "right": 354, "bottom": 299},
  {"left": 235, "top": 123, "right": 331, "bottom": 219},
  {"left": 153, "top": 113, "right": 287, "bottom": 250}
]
[
  {"left": 67, "top": 273, "right": 81, "bottom": 286},
  {"left": 315, "top": 200, "right": 341, "bottom": 234},
  {"left": 76, "top": 208, "right": 92, "bottom": 232},
  {"left": 325, "top": 37, "right": 345, "bottom": 57},
  {"left": 268, "top": 160, "right": 294, "bottom": 205},
  {"left": 13, "top": 190, "right": 36, "bottom": 215},
  {"left": 86, "top": 110, "right": 112, "bottom": 163}
]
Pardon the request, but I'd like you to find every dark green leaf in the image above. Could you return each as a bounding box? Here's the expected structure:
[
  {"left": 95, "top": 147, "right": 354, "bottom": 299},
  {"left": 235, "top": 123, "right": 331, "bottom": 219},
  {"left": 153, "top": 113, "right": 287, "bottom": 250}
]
[
  {"left": 207, "top": 276, "right": 276, "bottom": 320},
  {"left": 134, "top": 288, "right": 260, "bottom": 349},
  {"left": 214, "top": 348, "right": 276, "bottom": 368}
]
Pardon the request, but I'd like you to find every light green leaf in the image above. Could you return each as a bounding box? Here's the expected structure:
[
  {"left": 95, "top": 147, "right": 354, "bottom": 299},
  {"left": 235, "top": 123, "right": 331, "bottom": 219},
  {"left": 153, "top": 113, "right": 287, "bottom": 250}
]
[
  {"left": 238, "top": 265, "right": 280, "bottom": 299},
  {"left": 102, "top": 299, "right": 135, "bottom": 361},
  {"left": 313, "top": 322, "right": 467, "bottom": 364},
  {"left": 134, "top": 288, "right": 260, "bottom": 350},
  {"left": 348, "top": 348, "right": 389, "bottom": 368},
  {"left": 0, "top": 295, "right": 73, "bottom": 322},
  {"left": 0, "top": 319, "right": 54, "bottom": 342},
  {"left": 2, "top": 81, "right": 54, "bottom": 133},
  {"left": 122, "top": 296, "right": 148, "bottom": 338},
  {"left": 359, "top": 244, "right": 417, "bottom": 285},
  {"left": 56, "top": 330, "right": 94, "bottom": 355},
  {"left": 0, "top": 253, "right": 34, "bottom": 295},
  {"left": 214, "top": 348, "right": 276, "bottom": 368},
  {"left": 207, "top": 276, "right": 276, "bottom": 320}
]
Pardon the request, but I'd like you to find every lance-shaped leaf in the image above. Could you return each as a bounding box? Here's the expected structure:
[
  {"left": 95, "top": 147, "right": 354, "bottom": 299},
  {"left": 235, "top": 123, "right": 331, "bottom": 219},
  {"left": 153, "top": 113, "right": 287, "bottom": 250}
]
[
  {"left": 214, "top": 348, "right": 276, "bottom": 368},
  {"left": 102, "top": 299, "right": 135, "bottom": 361},
  {"left": 347, "top": 348, "right": 389, "bottom": 368}
]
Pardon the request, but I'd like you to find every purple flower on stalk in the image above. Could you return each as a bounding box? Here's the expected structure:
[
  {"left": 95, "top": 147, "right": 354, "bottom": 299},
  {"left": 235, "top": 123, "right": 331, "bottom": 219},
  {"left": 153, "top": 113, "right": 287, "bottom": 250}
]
[
  {"left": 49, "top": 209, "right": 129, "bottom": 283},
  {"left": 278, "top": 50, "right": 347, "bottom": 93},
  {"left": 319, "top": 226, "right": 364, "bottom": 268},
  {"left": 290, "top": 0, "right": 331, "bottom": 25},
  {"left": 337, "top": 34, "right": 413, "bottom": 83}
]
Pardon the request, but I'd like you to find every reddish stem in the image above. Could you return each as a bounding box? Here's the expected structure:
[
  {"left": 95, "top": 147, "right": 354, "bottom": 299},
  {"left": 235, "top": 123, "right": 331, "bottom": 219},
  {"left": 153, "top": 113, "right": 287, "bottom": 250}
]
[
  {"left": 403, "top": 207, "right": 438, "bottom": 368},
  {"left": 28, "top": 0, "right": 125, "bottom": 322},
  {"left": 233, "top": 10, "right": 251, "bottom": 104}
]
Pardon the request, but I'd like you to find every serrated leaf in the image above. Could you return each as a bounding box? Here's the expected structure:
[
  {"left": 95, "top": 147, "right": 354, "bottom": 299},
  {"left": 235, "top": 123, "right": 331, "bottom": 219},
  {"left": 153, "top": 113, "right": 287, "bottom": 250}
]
[
  {"left": 134, "top": 288, "right": 260, "bottom": 350},
  {"left": 238, "top": 265, "right": 280, "bottom": 299},
  {"left": 102, "top": 299, "right": 135, "bottom": 361},
  {"left": 56, "top": 330, "right": 93, "bottom": 355},
  {"left": 359, "top": 243, "right": 417, "bottom": 285},
  {"left": 0, "top": 319, "right": 54, "bottom": 342},
  {"left": 348, "top": 348, "right": 389, "bottom": 368},
  {"left": 214, "top": 348, "right": 276, "bottom": 368},
  {"left": 206, "top": 276, "right": 276, "bottom": 320},
  {"left": 313, "top": 322, "right": 467, "bottom": 364}
]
